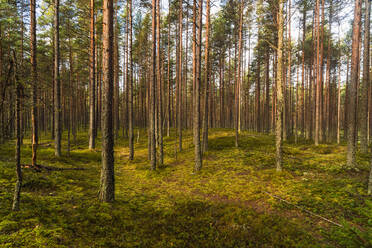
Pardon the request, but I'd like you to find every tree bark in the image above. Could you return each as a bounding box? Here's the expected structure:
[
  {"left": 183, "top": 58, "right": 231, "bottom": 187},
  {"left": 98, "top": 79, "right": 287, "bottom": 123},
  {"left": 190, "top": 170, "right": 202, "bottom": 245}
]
[
  {"left": 30, "top": 0, "right": 38, "bottom": 168},
  {"left": 177, "top": 0, "right": 183, "bottom": 152},
  {"left": 129, "top": 0, "right": 134, "bottom": 160},
  {"left": 99, "top": 0, "right": 115, "bottom": 202},
  {"left": 12, "top": 52, "right": 22, "bottom": 211},
  {"left": 235, "top": 0, "right": 244, "bottom": 146},
  {"left": 202, "top": 0, "right": 211, "bottom": 152},
  {"left": 156, "top": 0, "right": 163, "bottom": 165},
  {"left": 150, "top": 0, "right": 157, "bottom": 170},
  {"left": 193, "top": 0, "right": 202, "bottom": 171},
  {"left": 89, "top": 0, "right": 96, "bottom": 150},
  {"left": 360, "top": 0, "right": 370, "bottom": 153},
  {"left": 346, "top": 0, "right": 362, "bottom": 167},
  {"left": 54, "top": 0, "right": 61, "bottom": 157},
  {"left": 276, "top": 0, "right": 284, "bottom": 172}
]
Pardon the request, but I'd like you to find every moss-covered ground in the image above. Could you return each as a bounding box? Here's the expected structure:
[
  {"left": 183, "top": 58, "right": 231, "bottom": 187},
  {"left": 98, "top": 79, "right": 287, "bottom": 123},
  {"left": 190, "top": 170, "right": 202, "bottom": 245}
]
[{"left": 0, "top": 129, "right": 371, "bottom": 247}]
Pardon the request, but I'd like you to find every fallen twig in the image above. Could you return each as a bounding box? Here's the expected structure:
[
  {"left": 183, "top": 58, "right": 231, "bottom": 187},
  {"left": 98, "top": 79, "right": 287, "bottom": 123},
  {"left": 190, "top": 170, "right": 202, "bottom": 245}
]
[
  {"left": 21, "top": 164, "right": 87, "bottom": 171},
  {"left": 264, "top": 191, "right": 343, "bottom": 227}
]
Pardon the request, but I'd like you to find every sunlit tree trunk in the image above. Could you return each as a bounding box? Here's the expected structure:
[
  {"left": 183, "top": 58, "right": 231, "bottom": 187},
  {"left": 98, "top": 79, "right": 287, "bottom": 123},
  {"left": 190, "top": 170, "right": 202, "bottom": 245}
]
[
  {"left": 89, "top": 0, "right": 96, "bottom": 150},
  {"left": 276, "top": 0, "right": 284, "bottom": 171}
]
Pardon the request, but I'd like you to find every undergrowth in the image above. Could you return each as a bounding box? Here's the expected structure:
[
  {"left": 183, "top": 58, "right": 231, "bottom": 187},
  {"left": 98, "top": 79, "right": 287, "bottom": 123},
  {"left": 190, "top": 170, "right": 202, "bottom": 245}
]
[{"left": 0, "top": 129, "right": 371, "bottom": 247}]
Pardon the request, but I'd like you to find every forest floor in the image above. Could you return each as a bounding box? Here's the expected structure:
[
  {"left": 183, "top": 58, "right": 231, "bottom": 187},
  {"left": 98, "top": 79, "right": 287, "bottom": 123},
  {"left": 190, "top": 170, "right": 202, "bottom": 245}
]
[{"left": 0, "top": 129, "right": 371, "bottom": 247}]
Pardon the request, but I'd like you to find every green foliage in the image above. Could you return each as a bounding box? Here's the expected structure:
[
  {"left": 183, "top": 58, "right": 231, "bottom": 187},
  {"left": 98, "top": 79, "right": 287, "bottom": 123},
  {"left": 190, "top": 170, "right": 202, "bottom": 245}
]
[{"left": 0, "top": 129, "right": 371, "bottom": 247}]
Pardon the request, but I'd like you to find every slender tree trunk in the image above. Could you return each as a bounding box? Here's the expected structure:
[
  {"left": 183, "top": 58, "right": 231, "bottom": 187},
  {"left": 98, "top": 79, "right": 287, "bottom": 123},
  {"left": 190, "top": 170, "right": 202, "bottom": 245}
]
[
  {"left": 301, "top": 5, "right": 306, "bottom": 137},
  {"left": 337, "top": 47, "right": 342, "bottom": 144},
  {"left": 99, "top": 0, "right": 115, "bottom": 202},
  {"left": 193, "top": 0, "right": 202, "bottom": 171},
  {"left": 346, "top": 0, "right": 362, "bottom": 167},
  {"left": 276, "top": 0, "right": 284, "bottom": 171},
  {"left": 235, "top": 0, "right": 244, "bottom": 147},
  {"left": 360, "top": 0, "right": 370, "bottom": 153},
  {"left": 167, "top": 9, "right": 171, "bottom": 137},
  {"left": 129, "top": 0, "right": 134, "bottom": 160},
  {"left": 202, "top": 0, "right": 211, "bottom": 152},
  {"left": 325, "top": 0, "right": 333, "bottom": 142},
  {"left": 12, "top": 53, "right": 22, "bottom": 211},
  {"left": 150, "top": 0, "right": 157, "bottom": 170},
  {"left": 89, "top": 0, "right": 96, "bottom": 150},
  {"left": 314, "top": 0, "right": 320, "bottom": 145},
  {"left": 30, "top": 0, "right": 38, "bottom": 168},
  {"left": 156, "top": 0, "right": 163, "bottom": 165},
  {"left": 114, "top": 3, "right": 120, "bottom": 139},
  {"left": 54, "top": 0, "right": 61, "bottom": 157},
  {"left": 177, "top": 0, "right": 183, "bottom": 152}
]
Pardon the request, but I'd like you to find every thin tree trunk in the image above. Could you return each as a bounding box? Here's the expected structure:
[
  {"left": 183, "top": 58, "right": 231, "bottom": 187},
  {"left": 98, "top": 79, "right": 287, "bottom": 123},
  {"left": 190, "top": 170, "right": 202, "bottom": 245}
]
[
  {"left": 54, "top": 0, "right": 61, "bottom": 157},
  {"left": 12, "top": 52, "right": 22, "bottom": 211},
  {"left": 202, "top": 0, "right": 211, "bottom": 152},
  {"left": 156, "top": 0, "right": 163, "bottom": 165},
  {"left": 89, "top": 0, "right": 96, "bottom": 150},
  {"left": 129, "top": 0, "right": 134, "bottom": 160},
  {"left": 235, "top": 0, "right": 244, "bottom": 147},
  {"left": 301, "top": 5, "right": 306, "bottom": 137},
  {"left": 167, "top": 8, "right": 171, "bottom": 137},
  {"left": 193, "top": 0, "right": 202, "bottom": 171},
  {"left": 276, "top": 0, "right": 284, "bottom": 171},
  {"left": 30, "top": 0, "right": 38, "bottom": 168},
  {"left": 150, "top": 0, "right": 157, "bottom": 170},
  {"left": 177, "top": 0, "right": 183, "bottom": 152},
  {"left": 325, "top": 0, "right": 333, "bottom": 142}
]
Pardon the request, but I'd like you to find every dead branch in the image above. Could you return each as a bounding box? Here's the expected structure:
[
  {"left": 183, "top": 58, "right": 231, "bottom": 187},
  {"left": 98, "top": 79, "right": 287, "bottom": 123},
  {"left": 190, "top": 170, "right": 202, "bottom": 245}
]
[{"left": 264, "top": 191, "right": 343, "bottom": 227}]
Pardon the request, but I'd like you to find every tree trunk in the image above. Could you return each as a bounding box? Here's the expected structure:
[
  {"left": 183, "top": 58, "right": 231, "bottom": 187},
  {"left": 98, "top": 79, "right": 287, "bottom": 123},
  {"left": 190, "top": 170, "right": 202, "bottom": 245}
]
[
  {"left": 301, "top": 5, "right": 306, "bottom": 137},
  {"left": 193, "top": 0, "right": 202, "bottom": 171},
  {"left": 177, "top": 0, "right": 183, "bottom": 152},
  {"left": 89, "top": 0, "right": 96, "bottom": 150},
  {"left": 30, "top": 0, "right": 38, "bottom": 168},
  {"left": 12, "top": 53, "right": 22, "bottom": 211},
  {"left": 150, "top": 0, "right": 157, "bottom": 170},
  {"left": 99, "top": 0, "right": 115, "bottom": 202},
  {"left": 235, "top": 0, "right": 244, "bottom": 147},
  {"left": 276, "top": 0, "right": 284, "bottom": 171},
  {"left": 346, "top": 0, "right": 362, "bottom": 167},
  {"left": 360, "top": 0, "right": 370, "bottom": 153},
  {"left": 202, "top": 0, "right": 211, "bottom": 152},
  {"left": 54, "top": 0, "right": 61, "bottom": 157},
  {"left": 325, "top": 0, "right": 333, "bottom": 142},
  {"left": 156, "top": 0, "right": 163, "bottom": 165},
  {"left": 129, "top": 0, "right": 134, "bottom": 160}
]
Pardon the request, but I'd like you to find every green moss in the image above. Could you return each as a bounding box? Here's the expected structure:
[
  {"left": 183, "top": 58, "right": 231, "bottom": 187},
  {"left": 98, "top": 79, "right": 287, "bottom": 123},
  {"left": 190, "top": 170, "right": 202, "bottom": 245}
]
[{"left": 0, "top": 129, "right": 371, "bottom": 247}]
